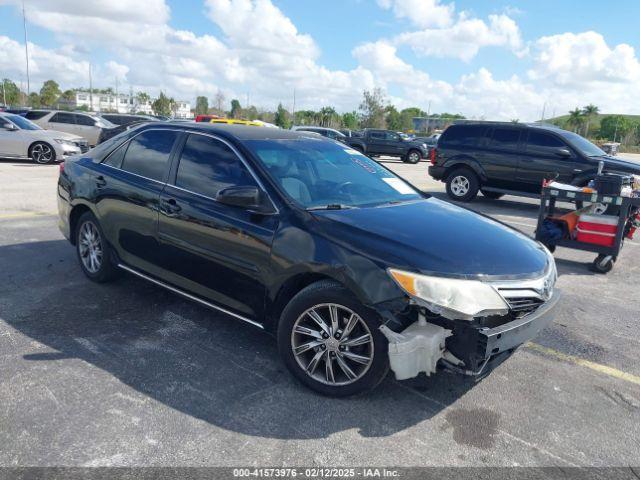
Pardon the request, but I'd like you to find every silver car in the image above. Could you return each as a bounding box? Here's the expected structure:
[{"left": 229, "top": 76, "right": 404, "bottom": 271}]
[
  {"left": 0, "top": 113, "right": 88, "bottom": 164},
  {"left": 28, "top": 110, "right": 115, "bottom": 147}
]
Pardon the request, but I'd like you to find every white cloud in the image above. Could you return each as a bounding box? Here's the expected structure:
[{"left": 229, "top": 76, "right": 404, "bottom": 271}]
[
  {"left": 395, "top": 13, "right": 523, "bottom": 62},
  {"left": 4, "top": 0, "right": 640, "bottom": 121},
  {"left": 377, "top": 0, "right": 454, "bottom": 29},
  {"left": 529, "top": 31, "right": 640, "bottom": 86}
]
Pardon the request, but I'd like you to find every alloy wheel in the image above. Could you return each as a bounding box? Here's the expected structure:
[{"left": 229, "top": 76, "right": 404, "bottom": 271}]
[
  {"left": 408, "top": 152, "right": 420, "bottom": 163},
  {"left": 78, "top": 221, "right": 103, "bottom": 274},
  {"left": 451, "top": 175, "right": 470, "bottom": 197},
  {"left": 291, "top": 303, "right": 374, "bottom": 386},
  {"left": 32, "top": 143, "right": 53, "bottom": 164}
]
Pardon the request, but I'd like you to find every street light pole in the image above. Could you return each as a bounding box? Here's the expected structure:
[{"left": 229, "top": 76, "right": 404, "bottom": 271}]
[{"left": 22, "top": 0, "right": 30, "bottom": 103}]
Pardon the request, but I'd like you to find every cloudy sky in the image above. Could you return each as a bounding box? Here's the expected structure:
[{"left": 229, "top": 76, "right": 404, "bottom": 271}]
[{"left": 0, "top": 0, "right": 639, "bottom": 120}]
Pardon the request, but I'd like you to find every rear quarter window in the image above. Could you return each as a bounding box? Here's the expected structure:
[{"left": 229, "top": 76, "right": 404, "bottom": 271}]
[{"left": 440, "top": 125, "right": 487, "bottom": 147}]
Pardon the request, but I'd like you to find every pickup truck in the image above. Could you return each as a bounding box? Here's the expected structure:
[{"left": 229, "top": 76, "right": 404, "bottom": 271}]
[{"left": 345, "top": 129, "right": 430, "bottom": 164}]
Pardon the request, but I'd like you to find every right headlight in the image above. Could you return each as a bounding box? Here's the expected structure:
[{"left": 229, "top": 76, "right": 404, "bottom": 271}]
[{"left": 388, "top": 268, "right": 509, "bottom": 320}]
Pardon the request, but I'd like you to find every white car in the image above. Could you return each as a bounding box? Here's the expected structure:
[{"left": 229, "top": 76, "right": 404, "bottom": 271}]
[
  {"left": 27, "top": 110, "right": 115, "bottom": 147},
  {"left": 0, "top": 113, "right": 88, "bottom": 164}
]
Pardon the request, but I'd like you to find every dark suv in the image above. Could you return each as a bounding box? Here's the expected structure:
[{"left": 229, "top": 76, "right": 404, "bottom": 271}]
[
  {"left": 429, "top": 122, "right": 640, "bottom": 202},
  {"left": 58, "top": 123, "right": 559, "bottom": 396}
]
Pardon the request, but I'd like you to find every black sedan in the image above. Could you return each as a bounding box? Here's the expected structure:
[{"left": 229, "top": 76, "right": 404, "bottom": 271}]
[{"left": 58, "top": 123, "right": 559, "bottom": 396}]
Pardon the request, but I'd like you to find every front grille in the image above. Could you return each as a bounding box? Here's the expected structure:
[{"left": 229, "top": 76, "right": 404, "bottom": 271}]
[{"left": 504, "top": 296, "right": 545, "bottom": 317}]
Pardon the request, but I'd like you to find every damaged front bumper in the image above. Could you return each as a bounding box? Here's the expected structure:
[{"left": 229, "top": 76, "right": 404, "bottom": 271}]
[{"left": 381, "top": 289, "right": 561, "bottom": 380}]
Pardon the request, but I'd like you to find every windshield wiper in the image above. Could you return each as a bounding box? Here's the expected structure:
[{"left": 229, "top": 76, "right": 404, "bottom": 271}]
[{"left": 307, "top": 204, "right": 355, "bottom": 211}]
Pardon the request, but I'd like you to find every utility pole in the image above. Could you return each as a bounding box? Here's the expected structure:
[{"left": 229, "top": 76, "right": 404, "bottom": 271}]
[
  {"left": 115, "top": 76, "right": 119, "bottom": 112},
  {"left": 426, "top": 100, "right": 431, "bottom": 133},
  {"left": 541, "top": 102, "right": 547, "bottom": 123},
  {"left": 89, "top": 63, "right": 93, "bottom": 112},
  {"left": 292, "top": 88, "right": 296, "bottom": 126},
  {"left": 2, "top": 80, "right": 6, "bottom": 107},
  {"left": 22, "top": 0, "right": 30, "bottom": 101}
]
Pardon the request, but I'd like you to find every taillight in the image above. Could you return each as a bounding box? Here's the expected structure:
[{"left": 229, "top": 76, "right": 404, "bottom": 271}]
[
  {"left": 429, "top": 148, "right": 437, "bottom": 165},
  {"left": 59, "top": 161, "right": 65, "bottom": 174}
]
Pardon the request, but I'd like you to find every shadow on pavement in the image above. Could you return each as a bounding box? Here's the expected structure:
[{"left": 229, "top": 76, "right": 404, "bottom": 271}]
[{"left": 1, "top": 239, "right": 477, "bottom": 440}]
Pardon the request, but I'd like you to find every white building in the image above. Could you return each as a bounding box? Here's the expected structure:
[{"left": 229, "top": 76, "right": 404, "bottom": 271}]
[{"left": 61, "top": 91, "right": 192, "bottom": 118}]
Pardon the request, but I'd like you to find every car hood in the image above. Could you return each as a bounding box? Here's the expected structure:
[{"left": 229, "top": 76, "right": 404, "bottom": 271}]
[
  {"left": 312, "top": 198, "right": 549, "bottom": 279},
  {"left": 35, "top": 129, "right": 84, "bottom": 142},
  {"left": 590, "top": 155, "right": 640, "bottom": 173}
]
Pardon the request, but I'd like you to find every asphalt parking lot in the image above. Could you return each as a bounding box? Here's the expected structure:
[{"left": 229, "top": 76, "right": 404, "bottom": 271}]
[{"left": 1, "top": 156, "right": 640, "bottom": 467}]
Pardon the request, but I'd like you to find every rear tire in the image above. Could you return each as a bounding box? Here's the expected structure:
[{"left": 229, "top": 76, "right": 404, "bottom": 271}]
[
  {"left": 277, "top": 280, "right": 389, "bottom": 397},
  {"left": 75, "top": 211, "right": 120, "bottom": 283},
  {"left": 481, "top": 190, "right": 504, "bottom": 200},
  {"left": 446, "top": 168, "right": 479, "bottom": 202},
  {"left": 405, "top": 149, "right": 421, "bottom": 164},
  {"left": 29, "top": 142, "right": 56, "bottom": 164}
]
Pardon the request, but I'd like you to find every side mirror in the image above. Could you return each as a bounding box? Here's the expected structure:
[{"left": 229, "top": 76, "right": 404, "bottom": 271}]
[
  {"left": 2, "top": 123, "right": 17, "bottom": 131},
  {"left": 216, "top": 185, "right": 274, "bottom": 213},
  {"left": 555, "top": 147, "right": 571, "bottom": 158}
]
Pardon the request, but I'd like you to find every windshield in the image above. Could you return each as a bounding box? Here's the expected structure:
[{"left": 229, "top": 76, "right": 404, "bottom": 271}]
[
  {"left": 560, "top": 131, "right": 606, "bottom": 157},
  {"left": 3, "top": 114, "right": 41, "bottom": 130},
  {"left": 94, "top": 116, "right": 116, "bottom": 128},
  {"left": 246, "top": 138, "right": 422, "bottom": 209}
]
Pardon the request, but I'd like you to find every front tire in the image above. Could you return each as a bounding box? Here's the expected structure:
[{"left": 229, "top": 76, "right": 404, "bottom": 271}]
[
  {"left": 446, "top": 168, "right": 479, "bottom": 202},
  {"left": 75, "top": 212, "right": 120, "bottom": 283},
  {"left": 405, "top": 149, "right": 421, "bottom": 164},
  {"left": 277, "top": 281, "right": 389, "bottom": 397},
  {"left": 29, "top": 142, "right": 56, "bottom": 164}
]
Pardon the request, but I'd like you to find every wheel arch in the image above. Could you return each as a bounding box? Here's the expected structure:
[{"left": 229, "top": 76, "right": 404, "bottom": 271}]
[
  {"left": 28, "top": 140, "right": 55, "bottom": 160},
  {"left": 68, "top": 202, "right": 96, "bottom": 245},
  {"left": 443, "top": 156, "right": 486, "bottom": 182}
]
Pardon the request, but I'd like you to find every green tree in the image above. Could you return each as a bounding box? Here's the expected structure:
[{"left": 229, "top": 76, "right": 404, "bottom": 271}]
[
  {"left": 230, "top": 99, "right": 242, "bottom": 118},
  {"left": 151, "top": 92, "right": 174, "bottom": 117},
  {"left": 385, "top": 105, "right": 402, "bottom": 131},
  {"left": 567, "top": 108, "right": 585, "bottom": 133},
  {"left": 60, "top": 89, "right": 76, "bottom": 102},
  {"left": 599, "top": 115, "right": 634, "bottom": 142},
  {"left": 317, "top": 106, "right": 339, "bottom": 127},
  {"left": 39, "top": 80, "right": 61, "bottom": 107},
  {"left": 1, "top": 79, "right": 22, "bottom": 106},
  {"left": 581, "top": 104, "right": 599, "bottom": 137},
  {"left": 195, "top": 96, "right": 209, "bottom": 115},
  {"left": 274, "top": 103, "right": 291, "bottom": 129},
  {"left": 341, "top": 111, "right": 358, "bottom": 129},
  {"left": 28, "top": 92, "right": 42, "bottom": 108},
  {"left": 136, "top": 91, "right": 151, "bottom": 105},
  {"left": 244, "top": 105, "right": 259, "bottom": 120},
  {"left": 399, "top": 107, "right": 425, "bottom": 131},
  {"left": 359, "top": 88, "right": 386, "bottom": 129}
]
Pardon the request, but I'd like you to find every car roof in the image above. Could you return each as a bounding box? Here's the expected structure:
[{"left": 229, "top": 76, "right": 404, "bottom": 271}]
[
  {"left": 449, "top": 121, "right": 562, "bottom": 132},
  {"left": 158, "top": 122, "right": 313, "bottom": 141}
]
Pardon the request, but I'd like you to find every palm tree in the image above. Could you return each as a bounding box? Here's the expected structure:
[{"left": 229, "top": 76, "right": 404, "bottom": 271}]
[
  {"left": 582, "top": 104, "right": 599, "bottom": 137},
  {"left": 567, "top": 108, "right": 585, "bottom": 133}
]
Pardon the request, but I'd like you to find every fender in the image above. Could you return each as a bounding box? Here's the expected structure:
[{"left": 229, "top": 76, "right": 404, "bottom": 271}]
[
  {"left": 442, "top": 155, "right": 488, "bottom": 182},
  {"left": 571, "top": 168, "right": 599, "bottom": 187}
]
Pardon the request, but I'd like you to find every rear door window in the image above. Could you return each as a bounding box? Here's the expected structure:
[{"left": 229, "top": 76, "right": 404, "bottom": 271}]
[
  {"left": 440, "top": 125, "right": 487, "bottom": 147},
  {"left": 50, "top": 112, "right": 76, "bottom": 124},
  {"left": 120, "top": 130, "right": 178, "bottom": 182},
  {"left": 489, "top": 128, "right": 521, "bottom": 150},
  {"left": 25, "top": 111, "right": 50, "bottom": 120},
  {"left": 75, "top": 114, "right": 96, "bottom": 126}
]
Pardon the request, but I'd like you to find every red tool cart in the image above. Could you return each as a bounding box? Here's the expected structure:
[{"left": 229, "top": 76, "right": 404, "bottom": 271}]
[{"left": 535, "top": 186, "right": 640, "bottom": 273}]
